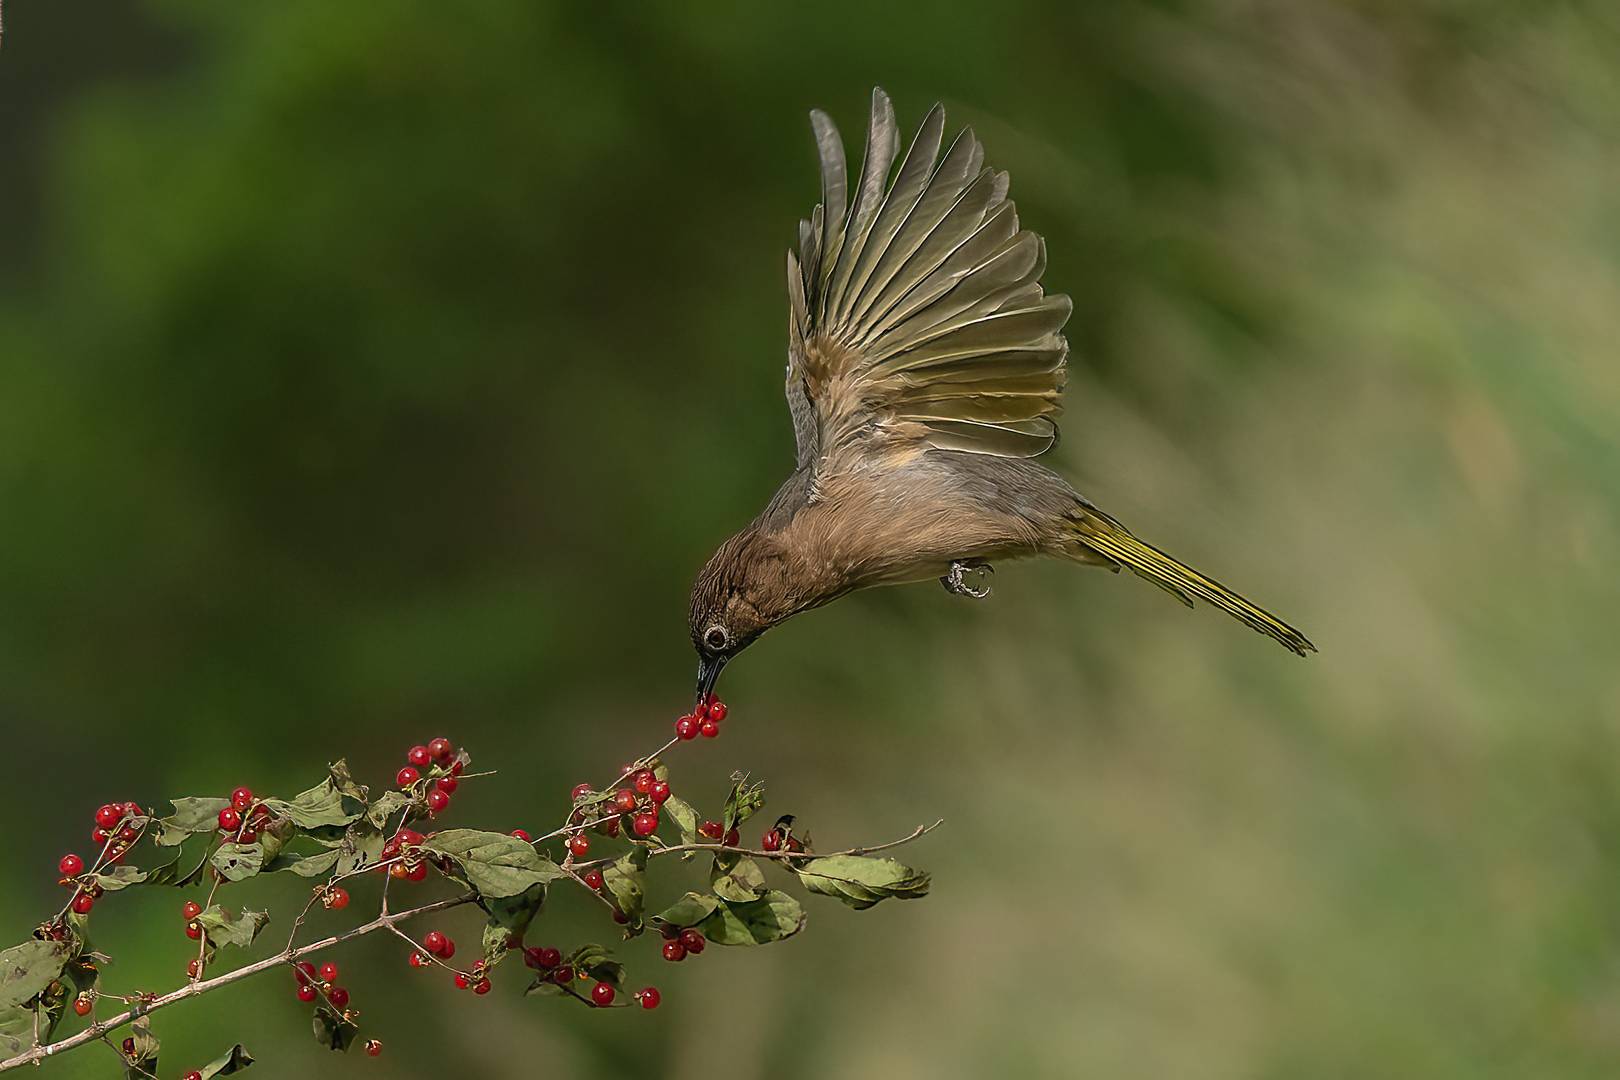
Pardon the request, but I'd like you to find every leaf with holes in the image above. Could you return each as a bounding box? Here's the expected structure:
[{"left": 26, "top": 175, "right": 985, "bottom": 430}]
[
  {"left": 210, "top": 843, "right": 264, "bottom": 883},
  {"left": 721, "top": 774, "right": 766, "bottom": 832},
  {"left": 195, "top": 906, "right": 269, "bottom": 954}
]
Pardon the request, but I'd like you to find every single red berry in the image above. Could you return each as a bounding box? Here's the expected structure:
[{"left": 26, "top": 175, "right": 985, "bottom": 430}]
[
  {"left": 409, "top": 950, "right": 429, "bottom": 968},
  {"left": 296, "top": 984, "right": 318, "bottom": 1003},
  {"left": 678, "top": 928, "right": 706, "bottom": 954},
  {"left": 552, "top": 964, "right": 574, "bottom": 984},
  {"left": 425, "top": 788, "right": 451, "bottom": 814},
  {"left": 570, "top": 782, "right": 593, "bottom": 802},
  {"left": 637, "top": 986, "right": 662, "bottom": 1010},
  {"left": 533, "top": 946, "right": 561, "bottom": 969},
  {"left": 58, "top": 854, "right": 84, "bottom": 877},
  {"left": 435, "top": 776, "right": 458, "bottom": 795},
  {"left": 662, "top": 939, "right": 686, "bottom": 962},
  {"left": 427, "top": 736, "right": 453, "bottom": 763},
  {"left": 724, "top": 828, "right": 740, "bottom": 846},
  {"left": 389, "top": 862, "right": 410, "bottom": 880},
  {"left": 185, "top": 920, "right": 202, "bottom": 940},
  {"left": 249, "top": 803, "right": 271, "bottom": 824},
  {"left": 450, "top": 759, "right": 465, "bottom": 776},
  {"left": 675, "top": 715, "right": 700, "bottom": 740},
  {"left": 325, "top": 886, "right": 350, "bottom": 910},
  {"left": 699, "top": 718, "right": 720, "bottom": 738},
  {"left": 295, "top": 961, "right": 317, "bottom": 984},
  {"left": 582, "top": 868, "right": 604, "bottom": 890},
  {"left": 407, "top": 744, "right": 431, "bottom": 768},
  {"left": 598, "top": 817, "right": 620, "bottom": 838},
  {"left": 69, "top": 892, "right": 93, "bottom": 914},
  {"left": 187, "top": 958, "right": 201, "bottom": 978},
  {"left": 396, "top": 766, "right": 420, "bottom": 788},
  {"left": 632, "top": 811, "right": 659, "bottom": 837},
  {"left": 217, "top": 807, "right": 242, "bottom": 833},
  {"left": 398, "top": 828, "right": 425, "bottom": 845},
  {"left": 649, "top": 780, "right": 671, "bottom": 804},
  {"left": 183, "top": 1071, "right": 203, "bottom": 1080},
  {"left": 438, "top": 938, "right": 456, "bottom": 960},
  {"left": 327, "top": 986, "right": 350, "bottom": 1009},
  {"left": 90, "top": 826, "right": 111, "bottom": 847},
  {"left": 122, "top": 1037, "right": 136, "bottom": 1055},
  {"left": 319, "top": 961, "right": 339, "bottom": 983},
  {"left": 123, "top": 801, "right": 142, "bottom": 817},
  {"left": 407, "top": 860, "right": 429, "bottom": 882},
  {"left": 567, "top": 833, "right": 590, "bottom": 858},
  {"left": 116, "top": 824, "right": 139, "bottom": 843},
  {"left": 474, "top": 977, "right": 492, "bottom": 995},
  {"left": 72, "top": 995, "right": 91, "bottom": 1016},
  {"left": 381, "top": 839, "right": 402, "bottom": 861},
  {"left": 787, "top": 836, "right": 804, "bottom": 853},
  {"left": 94, "top": 804, "right": 122, "bottom": 830},
  {"left": 453, "top": 972, "right": 471, "bottom": 990},
  {"left": 591, "top": 981, "right": 615, "bottom": 1006},
  {"left": 761, "top": 830, "right": 782, "bottom": 852},
  {"left": 238, "top": 827, "right": 258, "bottom": 845},
  {"left": 423, "top": 930, "right": 448, "bottom": 955},
  {"left": 632, "top": 769, "right": 655, "bottom": 795},
  {"left": 365, "top": 1039, "right": 383, "bottom": 1057},
  {"left": 707, "top": 700, "right": 728, "bottom": 722},
  {"left": 699, "top": 820, "right": 723, "bottom": 839},
  {"left": 510, "top": 828, "right": 531, "bottom": 842},
  {"left": 613, "top": 788, "right": 638, "bottom": 813},
  {"left": 230, "top": 786, "right": 254, "bottom": 812}
]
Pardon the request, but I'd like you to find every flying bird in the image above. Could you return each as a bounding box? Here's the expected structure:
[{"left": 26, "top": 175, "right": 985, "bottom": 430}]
[{"left": 689, "top": 88, "right": 1314, "bottom": 702}]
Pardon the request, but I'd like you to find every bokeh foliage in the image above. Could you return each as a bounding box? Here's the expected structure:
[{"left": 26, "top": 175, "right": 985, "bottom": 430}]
[{"left": 2, "top": 1, "right": 1619, "bottom": 1077}]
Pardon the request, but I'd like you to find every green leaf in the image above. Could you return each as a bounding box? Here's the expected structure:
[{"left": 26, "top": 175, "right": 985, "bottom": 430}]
[
  {"left": 88, "top": 863, "right": 157, "bottom": 893},
  {"left": 567, "top": 944, "right": 624, "bottom": 986},
  {"left": 721, "top": 774, "right": 766, "bottom": 832},
  {"left": 0, "top": 1004, "right": 37, "bottom": 1056},
  {"left": 662, "top": 794, "right": 700, "bottom": 846},
  {"left": 365, "top": 791, "right": 411, "bottom": 830},
  {"left": 195, "top": 906, "right": 270, "bottom": 951},
  {"left": 422, "top": 829, "right": 568, "bottom": 898},
  {"left": 264, "top": 772, "right": 364, "bottom": 831},
  {"left": 710, "top": 854, "right": 768, "bottom": 902},
  {"left": 481, "top": 882, "right": 546, "bottom": 937},
  {"left": 698, "top": 891, "right": 806, "bottom": 946},
  {"left": 792, "top": 855, "right": 932, "bottom": 910},
  {"left": 199, "top": 1042, "right": 255, "bottom": 1077},
  {"left": 123, "top": 1016, "right": 160, "bottom": 1078},
  {"left": 210, "top": 843, "right": 264, "bottom": 882},
  {"left": 265, "top": 847, "right": 343, "bottom": 878},
  {"left": 146, "top": 843, "right": 212, "bottom": 888},
  {"left": 602, "top": 846, "right": 648, "bottom": 922},
  {"left": 0, "top": 939, "right": 72, "bottom": 1009},
  {"left": 481, "top": 922, "right": 520, "bottom": 969},
  {"left": 157, "top": 798, "right": 230, "bottom": 847},
  {"left": 311, "top": 1003, "right": 358, "bottom": 1052},
  {"left": 652, "top": 891, "right": 719, "bottom": 928}
]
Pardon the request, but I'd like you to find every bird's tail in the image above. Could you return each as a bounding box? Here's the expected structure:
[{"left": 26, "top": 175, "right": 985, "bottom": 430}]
[{"left": 1068, "top": 511, "right": 1316, "bottom": 656}]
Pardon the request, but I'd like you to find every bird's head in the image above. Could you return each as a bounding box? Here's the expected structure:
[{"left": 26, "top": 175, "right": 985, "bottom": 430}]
[{"left": 688, "top": 527, "right": 800, "bottom": 705}]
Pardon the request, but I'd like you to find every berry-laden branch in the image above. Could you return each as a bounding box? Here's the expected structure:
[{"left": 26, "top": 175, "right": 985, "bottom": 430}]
[{"left": 0, "top": 698, "right": 937, "bottom": 1075}]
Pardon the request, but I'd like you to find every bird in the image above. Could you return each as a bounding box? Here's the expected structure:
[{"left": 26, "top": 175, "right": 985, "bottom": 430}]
[{"left": 688, "top": 88, "right": 1314, "bottom": 703}]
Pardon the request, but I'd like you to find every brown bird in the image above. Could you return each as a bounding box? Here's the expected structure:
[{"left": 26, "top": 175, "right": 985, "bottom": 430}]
[{"left": 689, "top": 89, "right": 1314, "bottom": 702}]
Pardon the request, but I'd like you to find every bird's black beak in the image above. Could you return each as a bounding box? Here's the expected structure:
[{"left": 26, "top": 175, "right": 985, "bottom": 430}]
[{"left": 695, "top": 653, "right": 728, "bottom": 707}]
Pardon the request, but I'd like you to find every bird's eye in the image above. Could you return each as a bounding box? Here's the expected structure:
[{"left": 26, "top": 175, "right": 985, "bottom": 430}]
[{"left": 704, "top": 626, "right": 728, "bottom": 651}]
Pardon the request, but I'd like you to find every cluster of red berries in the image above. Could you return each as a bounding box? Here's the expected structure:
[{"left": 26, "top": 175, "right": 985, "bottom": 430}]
[
  {"left": 697, "top": 819, "right": 741, "bottom": 846},
  {"left": 673, "top": 695, "right": 728, "bottom": 740},
  {"left": 522, "top": 945, "right": 660, "bottom": 1009},
  {"left": 292, "top": 958, "right": 351, "bottom": 1011},
  {"left": 382, "top": 827, "right": 433, "bottom": 881},
  {"left": 394, "top": 736, "right": 462, "bottom": 816},
  {"left": 55, "top": 801, "right": 146, "bottom": 915},
  {"left": 658, "top": 926, "right": 707, "bottom": 964},
  {"left": 564, "top": 764, "right": 675, "bottom": 859},
  {"left": 217, "top": 786, "right": 270, "bottom": 844}
]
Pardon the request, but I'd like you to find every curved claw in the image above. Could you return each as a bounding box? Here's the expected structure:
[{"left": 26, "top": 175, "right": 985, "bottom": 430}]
[{"left": 940, "top": 560, "right": 994, "bottom": 599}]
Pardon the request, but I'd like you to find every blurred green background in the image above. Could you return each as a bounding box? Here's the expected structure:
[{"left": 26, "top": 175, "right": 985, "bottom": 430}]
[{"left": 3, "top": 2, "right": 1619, "bottom": 1077}]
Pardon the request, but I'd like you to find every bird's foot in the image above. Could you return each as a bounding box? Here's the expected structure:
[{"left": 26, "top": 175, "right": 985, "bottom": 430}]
[{"left": 940, "top": 560, "right": 993, "bottom": 599}]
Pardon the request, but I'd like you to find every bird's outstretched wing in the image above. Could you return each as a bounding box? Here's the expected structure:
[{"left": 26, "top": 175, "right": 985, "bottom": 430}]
[{"left": 785, "top": 88, "right": 1071, "bottom": 476}]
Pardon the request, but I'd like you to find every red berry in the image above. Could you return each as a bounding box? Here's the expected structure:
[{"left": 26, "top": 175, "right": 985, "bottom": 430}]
[
  {"left": 409, "top": 950, "right": 429, "bottom": 968},
  {"left": 675, "top": 715, "right": 700, "bottom": 740},
  {"left": 632, "top": 811, "right": 659, "bottom": 837},
  {"left": 787, "top": 836, "right": 804, "bottom": 853},
  {"left": 395, "top": 766, "right": 420, "bottom": 788},
  {"left": 217, "top": 807, "right": 241, "bottom": 833},
  {"left": 184, "top": 1072, "right": 202, "bottom": 1080},
  {"left": 598, "top": 817, "right": 620, "bottom": 839},
  {"left": 662, "top": 939, "right": 686, "bottom": 962},
  {"left": 427, "top": 737, "right": 454, "bottom": 763},
  {"left": 94, "top": 804, "right": 122, "bottom": 830},
  {"left": 435, "top": 776, "right": 458, "bottom": 795},
  {"left": 724, "top": 828, "right": 739, "bottom": 847},
  {"left": 531, "top": 946, "right": 561, "bottom": 969},
  {"left": 237, "top": 828, "right": 258, "bottom": 845},
  {"left": 296, "top": 984, "right": 318, "bottom": 1003},
  {"left": 761, "top": 830, "right": 782, "bottom": 852},
  {"left": 453, "top": 972, "right": 471, "bottom": 990},
  {"left": 552, "top": 964, "right": 574, "bottom": 984},
  {"left": 510, "top": 828, "right": 531, "bottom": 842},
  {"left": 365, "top": 1039, "right": 383, "bottom": 1056},
  {"left": 249, "top": 803, "right": 271, "bottom": 824},
  {"left": 187, "top": 958, "right": 201, "bottom": 978},
  {"left": 678, "top": 928, "right": 706, "bottom": 954},
  {"left": 407, "top": 744, "right": 431, "bottom": 768},
  {"left": 699, "top": 820, "right": 723, "bottom": 839},
  {"left": 570, "top": 782, "right": 593, "bottom": 802},
  {"left": 649, "top": 780, "right": 671, "bottom": 804},
  {"left": 58, "top": 854, "right": 84, "bottom": 877},
  {"left": 90, "top": 827, "right": 111, "bottom": 847},
  {"left": 326, "top": 986, "right": 349, "bottom": 1009},
  {"left": 582, "top": 869, "right": 604, "bottom": 890},
  {"left": 319, "top": 962, "right": 339, "bottom": 983},
  {"left": 185, "top": 920, "right": 202, "bottom": 940},
  {"left": 423, "top": 930, "right": 448, "bottom": 956},
  {"left": 707, "top": 699, "right": 728, "bottom": 722},
  {"left": 632, "top": 770, "right": 655, "bottom": 795},
  {"left": 70, "top": 892, "right": 94, "bottom": 915},
  {"left": 295, "top": 960, "right": 317, "bottom": 984},
  {"left": 122, "top": 1037, "right": 135, "bottom": 1056},
  {"left": 425, "top": 788, "right": 450, "bottom": 814},
  {"left": 116, "top": 824, "right": 139, "bottom": 843},
  {"left": 591, "top": 981, "right": 615, "bottom": 1006},
  {"left": 325, "top": 886, "right": 350, "bottom": 910},
  {"left": 613, "top": 788, "right": 638, "bottom": 813},
  {"left": 474, "top": 977, "right": 492, "bottom": 995},
  {"left": 73, "top": 995, "right": 91, "bottom": 1016},
  {"left": 230, "top": 786, "right": 254, "bottom": 812},
  {"left": 437, "top": 938, "right": 456, "bottom": 960},
  {"left": 699, "top": 718, "right": 720, "bottom": 738},
  {"left": 408, "top": 861, "right": 429, "bottom": 882},
  {"left": 637, "top": 986, "right": 662, "bottom": 1010},
  {"left": 567, "top": 833, "right": 590, "bottom": 858},
  {"left": 123, "top": 801, "right": 142, "bottom": 817}
]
